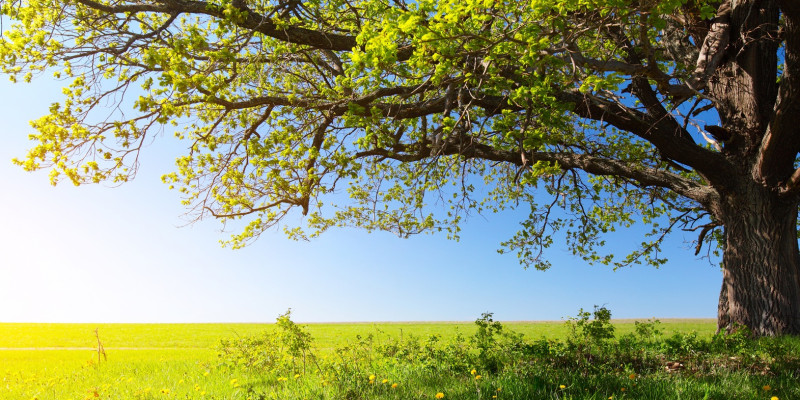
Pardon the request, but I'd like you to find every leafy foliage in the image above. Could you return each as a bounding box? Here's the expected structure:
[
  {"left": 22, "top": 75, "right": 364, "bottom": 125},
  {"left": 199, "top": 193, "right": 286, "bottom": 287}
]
[
  {"left": 4, "top": 0, "right": 800, "bottom": 335},
  {"left": 0, "top": 0, "right": 738, "bottom": 269}
]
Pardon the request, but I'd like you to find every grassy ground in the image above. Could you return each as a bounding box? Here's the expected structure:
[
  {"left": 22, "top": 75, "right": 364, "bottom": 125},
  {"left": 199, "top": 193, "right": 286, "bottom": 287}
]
[{"left": 1, "top": 317, "right": 796, "bottom": 400}]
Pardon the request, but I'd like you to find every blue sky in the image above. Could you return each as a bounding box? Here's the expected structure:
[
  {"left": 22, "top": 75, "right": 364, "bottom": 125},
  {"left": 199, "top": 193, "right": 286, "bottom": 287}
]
[{"left": 0, "top": 76, "right": 723, "bottom": 323}]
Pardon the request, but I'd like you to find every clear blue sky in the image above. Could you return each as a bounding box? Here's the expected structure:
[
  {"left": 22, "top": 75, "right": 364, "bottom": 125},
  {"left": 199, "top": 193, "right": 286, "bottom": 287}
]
[{"left": 0, "top": 77, "right": 722, "bottom": 323}]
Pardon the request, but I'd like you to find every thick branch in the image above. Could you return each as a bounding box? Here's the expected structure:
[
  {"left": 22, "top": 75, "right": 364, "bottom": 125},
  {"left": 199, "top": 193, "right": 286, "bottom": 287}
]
[
  {"left": 201, "top": 83, "right": 516, "bottom": 120},
  {"left": 358, "top": 141, "right": 718, "bottom": 206},
  {"left": 75, "top": 0, "right": 358, "bottom": 52},
  {"left": 779, "top": 167, "right": 800, "bottom": 196},
  {"left": 565, "top": 49, "right": 695, "bottom": 100},
  {"left": 755, "top": 2, "right": 800, "bottom": 188},
  {"left": 529, "top": 152, "right": 718, "bottom": 206},
  {"left": 690, "top": 1, "right": 731, "bottom": 91},
  {"left": 555, "top": 89, "right": 733, "bottom": 188}
]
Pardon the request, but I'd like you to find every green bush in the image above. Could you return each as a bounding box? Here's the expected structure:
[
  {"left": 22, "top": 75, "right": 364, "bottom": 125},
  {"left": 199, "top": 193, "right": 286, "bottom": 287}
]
[{"left": 217, "top": 309, "right": 317, "bottom": 376}]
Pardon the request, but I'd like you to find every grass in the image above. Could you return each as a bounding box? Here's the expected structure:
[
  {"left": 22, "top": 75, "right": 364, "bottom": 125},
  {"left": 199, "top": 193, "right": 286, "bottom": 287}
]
[
  {"left": 1, "top": 316, "right": 796, "bottom": 400},
  {"left": 0, "top": 319, "right": 715, "bottom": 349}
]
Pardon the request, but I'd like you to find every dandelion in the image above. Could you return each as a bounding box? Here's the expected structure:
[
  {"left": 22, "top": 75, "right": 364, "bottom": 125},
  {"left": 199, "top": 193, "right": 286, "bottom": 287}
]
[
  {"left": 392, "top": 383, "right": 399, "bottom": 389},
  {"left": 160, "top": 388, "right": 170, "bottom": 395},
  {"left": 203, "top": 371, "right": 210, "bottom": 377},
  {"left": 382, "top": 379, "right": 389, "bottom": 384},
  {"left": 435, "top": 393, "right": 445, "bottom": 399},
  {"left": 471, "top": 369, "right": 477, "bottom": 375},
  {"left": 621, "top": 388, "right": 626, "bottom": 392},
  {"left": 497, "top": 388, "right": 502, "bottom": 392},
  {"left": 559, "top": 385, "right": 566, "bottom": 389},
  {"left": 628, "top": 373, "right": 636, "bottom": 379},
  {"left": 178, "top": 379, "right": 184, "bottom": 384},
  {"left": 277, "top": 377, "right": 288, "bottom": 382},
  {"left": 475, "top": 375, "right": 482, "bottom": 380},
  {"left": 369, "top": 374, "right": 376, "bottom": 381},
  {"left": 294, "top": 374, "right": 301, "bottom": 379},
  {"left": 771, "top": 397, "right": 779, "bottom": 400},
  {"left": 763, "top": 385, "right": 771, "bottom": 391}
]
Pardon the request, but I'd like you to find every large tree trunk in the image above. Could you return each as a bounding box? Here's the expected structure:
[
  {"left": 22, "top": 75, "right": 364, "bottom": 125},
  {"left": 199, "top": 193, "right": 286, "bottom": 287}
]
[
  {"left": 717, "top": 183, "right": 800, "bottom": 336},
  {"left": 706, "top": 0, "right": 800, "bottom": 336}
]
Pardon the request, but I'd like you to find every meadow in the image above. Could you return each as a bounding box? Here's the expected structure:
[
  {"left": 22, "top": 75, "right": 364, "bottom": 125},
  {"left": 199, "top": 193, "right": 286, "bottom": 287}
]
[{"left": 1, "top": 313, "right": 797, "bottom": 400}]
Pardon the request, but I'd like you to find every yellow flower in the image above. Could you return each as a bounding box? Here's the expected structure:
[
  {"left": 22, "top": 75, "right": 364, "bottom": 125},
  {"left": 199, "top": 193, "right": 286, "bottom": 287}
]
[
  {"left": 621, "top": 388, "right": 626, "bottom": 392},
  {"left": 628, "top": 373, "right": 636, "bottom": 379},
  {"left": 277, "top": 377, "right": 288, "bottom": 382},
  {"left": 369, "top": 374, "right": 376, "bottom": 381},
  {"left": 230, "top": 379, "right": 238, "bottom": 385},
  {"left": 294, "top": 374, "right": 301, "bottom": 379},
  {"left": 492, "top": 396, "right": 497, "bottom": 399},
  {"left": 497, "top": 388, "right": 502, "bottom": 392},
  {"left": 771, "top": 397, "right": 779, "bottom": 400},
  {"left": 475, "top": 375, "right": 482, "bottom": 380},
  {"left": 382, "top": 379, "right": 389, "bottom": 384},
  {"left": 203, "top": 371, "right": 210, "bottom": 377},
  {"left": 160, "top": 388, "right": 170, "bottom": 395},
  {"left": 763, "top": 385, "right": 771, "bottom": 391},
  {"left": 392, "top": 383, "right": 399, "bottom": 388},
  {"left": 559, "top": 385, "right": 566, "bottom": 389},
  {"left": 471, "top": 369, "right": 477, "bottom": 375},
  {"left": 435, "top": 393, "right": 445, "bottom": 399}
]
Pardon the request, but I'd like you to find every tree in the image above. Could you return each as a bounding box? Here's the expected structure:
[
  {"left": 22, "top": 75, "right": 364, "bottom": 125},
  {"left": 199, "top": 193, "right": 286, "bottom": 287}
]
[{"left": 1, "top": 0, "right": 799, "bottom": 335}]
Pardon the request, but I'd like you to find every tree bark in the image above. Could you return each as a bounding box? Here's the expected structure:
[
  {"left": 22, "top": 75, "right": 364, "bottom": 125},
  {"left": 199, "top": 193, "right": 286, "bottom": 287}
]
[{"left": 717, "top": 183, "right": 800, "bottom": 335}]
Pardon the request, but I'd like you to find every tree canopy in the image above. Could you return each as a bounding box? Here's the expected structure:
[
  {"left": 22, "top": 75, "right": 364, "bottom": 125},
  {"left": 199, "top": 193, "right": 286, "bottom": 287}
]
[{"left": 2, "top": 0, "right": 800, "bottom": 335}]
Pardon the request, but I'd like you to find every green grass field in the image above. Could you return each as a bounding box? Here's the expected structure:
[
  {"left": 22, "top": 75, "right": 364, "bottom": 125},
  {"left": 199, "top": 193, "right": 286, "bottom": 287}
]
[
  {"left": 0, "top": 319, "right": 717, "bottom": 348},
  {"left": 2, "top": 318, "right": 796, "bottom": 400}
]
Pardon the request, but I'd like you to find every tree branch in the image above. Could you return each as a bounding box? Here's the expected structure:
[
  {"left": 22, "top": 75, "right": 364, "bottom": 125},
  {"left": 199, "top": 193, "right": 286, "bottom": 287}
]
[
  {"left": 74, "top": 0, "right": 358, "bottom": 52},
  {"left": 555, "top": 89, "right": 733, "bottom": 188},
  {"left": 756, "top": 3, "right": 800, "bottom": 188},
  {"left": 564, "top": 48, "right": 695, "bottom": 100},
  {"left": 690, "top": 1, "right": 731, "bottom": 91},
  {"left": 358, "top": 136, "right": 718, "bottom": 207}
]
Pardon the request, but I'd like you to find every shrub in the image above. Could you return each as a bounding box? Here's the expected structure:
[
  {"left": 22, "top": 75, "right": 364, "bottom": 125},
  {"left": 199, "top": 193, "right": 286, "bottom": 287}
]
[
  {"left": 565, "top": 305, "right": 615, "bottom": 352},
  {"left": 217, "top": 309, "right": 318, "bottom": 376}
]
